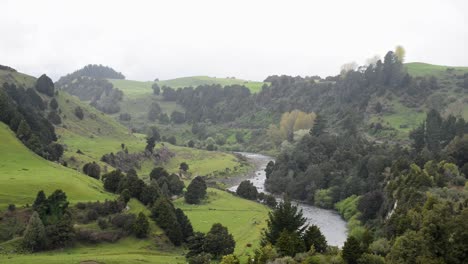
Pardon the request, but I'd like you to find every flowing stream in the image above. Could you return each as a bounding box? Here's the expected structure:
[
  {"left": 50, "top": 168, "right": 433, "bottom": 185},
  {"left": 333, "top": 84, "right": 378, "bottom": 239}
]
[{"left": 228, "top": 152, "right": 348, "bottom": 247}]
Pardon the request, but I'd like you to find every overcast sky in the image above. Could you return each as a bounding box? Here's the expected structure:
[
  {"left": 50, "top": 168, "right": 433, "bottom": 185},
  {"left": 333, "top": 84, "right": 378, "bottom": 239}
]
[{"left": 1, "top": 0, "right": 467, "bottom": 81}]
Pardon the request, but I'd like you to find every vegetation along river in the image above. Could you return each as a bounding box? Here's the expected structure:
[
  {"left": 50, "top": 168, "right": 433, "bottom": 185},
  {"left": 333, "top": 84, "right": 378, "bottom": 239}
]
[{"left": 229, "top": 152, "right": 348, "bottom": 247}]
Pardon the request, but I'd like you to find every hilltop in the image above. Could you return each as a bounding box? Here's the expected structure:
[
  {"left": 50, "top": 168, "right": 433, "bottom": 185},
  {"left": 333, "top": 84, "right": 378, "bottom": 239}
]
[
  {"left": 110, "top": 75, "right": 265, "bottom": 95},
  {"left": 405, "top": 62, "right": 468, "bottom": 77}
]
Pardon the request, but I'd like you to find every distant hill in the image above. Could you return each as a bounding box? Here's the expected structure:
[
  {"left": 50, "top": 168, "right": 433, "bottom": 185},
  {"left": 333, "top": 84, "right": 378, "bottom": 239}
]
[
  {"left": 405, "top": 62, "right": 468, "bottom": 77},
  {"left": 110, "top": 75, "right": 265, "bottom": 95}
]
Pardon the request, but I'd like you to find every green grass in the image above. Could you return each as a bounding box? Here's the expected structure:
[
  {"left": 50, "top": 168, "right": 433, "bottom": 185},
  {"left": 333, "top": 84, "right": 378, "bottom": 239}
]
[
  {"left": 0, "top": 123, "right": 114, "bottom": 209},
  {"left": 0, "top": 69, "right": 36, "bottom": 88},
  {"left": 110, "top": 76, "right": 265, "bottom": 95},
  {"left": 405, "top": 62, "right": 468, "bottom": 77},
  {"left": 0, "top": 237, "right": 185, "bottom": 264},
  {"left": 174, "top": 188, "right": 270, "bottom": 258}
]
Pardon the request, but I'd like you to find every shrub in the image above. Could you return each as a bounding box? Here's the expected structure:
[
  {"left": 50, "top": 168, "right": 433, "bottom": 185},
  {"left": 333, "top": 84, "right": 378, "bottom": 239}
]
[{"left": 97, "top": 218, "right": 108, "bottom": 230}]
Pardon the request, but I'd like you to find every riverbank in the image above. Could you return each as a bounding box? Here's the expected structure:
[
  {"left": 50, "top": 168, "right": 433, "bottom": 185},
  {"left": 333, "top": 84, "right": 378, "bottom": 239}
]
[{"left": 229, "top": 152, "right": 348, "bottom": 247}]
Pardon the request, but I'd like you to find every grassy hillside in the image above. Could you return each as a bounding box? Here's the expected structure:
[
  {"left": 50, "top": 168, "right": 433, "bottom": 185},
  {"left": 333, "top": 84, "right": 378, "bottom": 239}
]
[
  {"left": 405, "top": 62, "right": 468, "bottom": 77},
  {"left": 0, "top": 123, "right": 114, "bottom": 209},
  {"left": 56, "top": 91, "right": 244, "bottom": 178},
  {"left": 0, "top": 69, "right": 36, "bottom": 88},
  {"left": 174, "top": 188, "right": 269, "bottom": 258},
  {"left": 110, "top": 76, "right": 265, "bottom": 96}
]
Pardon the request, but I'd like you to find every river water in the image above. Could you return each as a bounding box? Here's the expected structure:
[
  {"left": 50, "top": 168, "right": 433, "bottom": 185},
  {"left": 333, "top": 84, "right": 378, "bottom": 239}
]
[{"left": 228, "top": 152, "right": 348, "bottom": 247}]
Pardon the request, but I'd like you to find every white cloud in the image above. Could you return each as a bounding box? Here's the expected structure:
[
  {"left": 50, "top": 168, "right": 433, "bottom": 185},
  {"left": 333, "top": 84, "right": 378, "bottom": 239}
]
[{"left": 1, "top": 0, "right": 467, "bottom": 81}]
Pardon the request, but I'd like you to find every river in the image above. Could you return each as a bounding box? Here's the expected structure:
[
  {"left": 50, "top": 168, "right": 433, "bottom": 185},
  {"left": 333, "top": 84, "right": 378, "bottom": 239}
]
[{"left": 228, "top": 152, "right": 348, "bottom": 247}]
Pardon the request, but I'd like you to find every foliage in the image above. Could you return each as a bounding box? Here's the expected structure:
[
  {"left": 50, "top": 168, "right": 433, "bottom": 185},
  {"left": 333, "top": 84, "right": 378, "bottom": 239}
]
[
  {"left": 342, "top": 236, "right": 363, "bottom": 264},
  {"left": 102, "top": 170, "right": 125, "bottom": 193},
  {"left": 263, "top": 199, "right": 306, "bottom": 245},
  {"left": 203, "top": 223, "right": 236, "bottom": 258},
  {"left": 74, "top": 106, "right": 84, "bottom": 120},
  {"left": 133, "top": 212, "right": 149, "bottom": 238},
  {"left": 220, "top": 254, "right": 240, "bottom": 264},
  {"left": 151, "top": 197, "right": 183, "bottom": 245},
  {"left": 236, "top": 180, "right": 258, "bottom": 200},
  {"left": 275, "top": 230, "right": 305, "bottom": 256},
  {"left": 83, "top": 162, "right": 101, "bottom": 179},
  {"left": 22, "top": 212, "right": 46, "bottom": 252},
  {"left": 35, "top": 74, "right": 55, "bottom": 96},
  {"left": 302, "top": 225, "right": 327, "bottom": 253},
  {"left": 185, "top": 176, "right": 207, "bottom": 204}
]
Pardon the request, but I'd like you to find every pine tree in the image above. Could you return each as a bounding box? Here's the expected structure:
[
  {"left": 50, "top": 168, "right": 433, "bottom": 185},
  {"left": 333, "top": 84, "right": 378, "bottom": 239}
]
[
  {"left": 342, "top": 236, "right": 363, "bottom": 264},
  {"left": 410, "top": 123, "right": 426, "bottom": 152},
  {"left": 16, "top": 119, "right": 31, "bottom": 141},
  {"left": 203, "top": 223, "right": 236, "bottom": 258},
  {"left": 22, "top": 211, "right": 46, "bottom": 252},
  {"left": 303, "top": 225, "right": 327, "bottom": 253},
  {"left": 275, "top": 230, "right": 305, "bottom": 256},
  {"left": 310, "top": 113, "right": 327, "bottom": 137},
  {"left": 263, "top": 199, "right": 307, "bottom": 245},
  {"left": 49, "top": 98, "right": 59, "bottom": 110},
  {"left": 425, "top": 109, "right": 442, "bottom": 153},
  {"left": 33, "top": 190, "right": 47, "bottom": 218},
  {"left": 151, "top": 198, "right": 183, "bottom": 245},
  {"left": 175, "top": 208, "right": 194, "bottom": 241},
  {"left": 133, "top": 212, "right": 149, "bottom": 238}
]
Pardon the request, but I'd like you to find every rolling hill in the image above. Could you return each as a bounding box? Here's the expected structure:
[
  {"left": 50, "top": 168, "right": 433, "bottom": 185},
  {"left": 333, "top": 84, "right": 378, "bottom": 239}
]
[{"left": 0, "top": 122, "right": 114, "bottom": 209}]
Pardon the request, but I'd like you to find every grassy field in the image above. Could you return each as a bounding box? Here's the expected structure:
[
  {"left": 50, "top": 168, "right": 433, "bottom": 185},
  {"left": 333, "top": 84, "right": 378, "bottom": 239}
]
[
  {"left": 405, "top": 62, "right": 468, "bottom": 77},
  {"left": 0, "top": 123, "right": 114, "bottom": 210},
  {"left": 174, "top": 188, "right": 270, "bottom": 258},
  {"left": 0, "top": 237, "right": 185, "bottom": 264}
]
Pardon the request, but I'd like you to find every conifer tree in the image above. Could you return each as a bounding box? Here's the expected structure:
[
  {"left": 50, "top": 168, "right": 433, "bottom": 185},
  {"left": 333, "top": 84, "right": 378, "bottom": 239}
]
[{"left": 22, "top": 211, "right": 46, "bottom": 252}]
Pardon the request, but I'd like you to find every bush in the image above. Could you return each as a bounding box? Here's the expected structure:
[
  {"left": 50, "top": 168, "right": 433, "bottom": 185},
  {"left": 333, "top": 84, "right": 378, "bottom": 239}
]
[
  {"left": 185, "top": 176, "right": 207, "bottom": 204},
  {"left": 83, "top": 162, "right": 101, "bottom": 179},
  {"left": 236, "top": 180, "right": 258, "bottom": 200},
  {"left": 7, "top": 204, "right": 16, "bottom": 212},
  {"left": 97, "top": 218, "right": 108, "bottom": 230},
  {"left": 74, "top": 106, "right": 84, "bottom": 120},
  {"left": 86, "top": 210, "right": 99, "bottom": 222},
  {"left": 111, "top": 213, "right": 136, "bottom": 233}
]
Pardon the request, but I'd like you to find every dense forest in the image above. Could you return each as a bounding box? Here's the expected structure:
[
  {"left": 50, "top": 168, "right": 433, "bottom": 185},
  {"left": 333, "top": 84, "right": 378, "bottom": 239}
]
[{"left": 261, "top": 110, "right": 468, "bottom": 263}]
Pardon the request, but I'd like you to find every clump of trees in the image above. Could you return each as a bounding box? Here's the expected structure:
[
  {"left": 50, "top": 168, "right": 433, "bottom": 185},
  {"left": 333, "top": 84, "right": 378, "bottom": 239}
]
[
  {"left": 186, "top": 223, "right": 235, "bottom": 262},
  {"left": 0, "top": 82, "right": 62, "bottom": 161},
  {"left": 151, "top": 197, "right": 193, "bottom": 245},
  {"left": 24, "top": 190, "right": 75, "bottom": 251}
]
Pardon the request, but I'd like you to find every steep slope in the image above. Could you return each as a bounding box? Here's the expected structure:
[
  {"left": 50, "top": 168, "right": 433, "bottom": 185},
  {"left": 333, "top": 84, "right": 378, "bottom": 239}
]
[{"left": 0, "top": 122, "right": 113, "bottom": 209}]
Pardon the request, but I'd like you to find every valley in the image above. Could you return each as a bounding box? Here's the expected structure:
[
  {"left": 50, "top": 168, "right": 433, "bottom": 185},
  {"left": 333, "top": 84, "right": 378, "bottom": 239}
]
[{"left": 1, "top": 48, "right": 467, "bottom": 264}]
